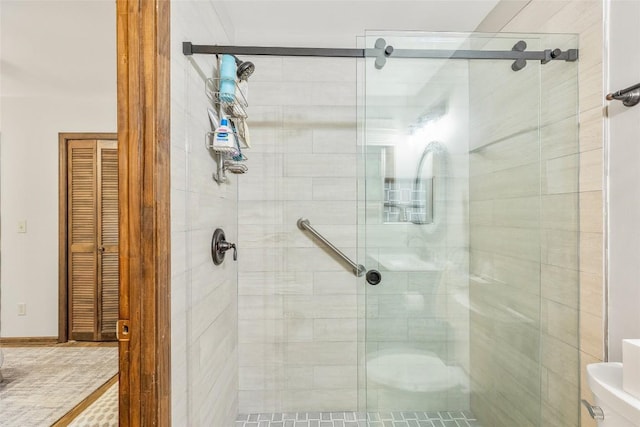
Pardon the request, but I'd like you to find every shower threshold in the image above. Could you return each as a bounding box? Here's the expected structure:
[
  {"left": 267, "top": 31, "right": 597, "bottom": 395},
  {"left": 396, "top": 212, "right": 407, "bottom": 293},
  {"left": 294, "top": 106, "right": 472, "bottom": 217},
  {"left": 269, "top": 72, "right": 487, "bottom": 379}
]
[{"left": 236, "top": 411, "right": 480, "bottom": 427}]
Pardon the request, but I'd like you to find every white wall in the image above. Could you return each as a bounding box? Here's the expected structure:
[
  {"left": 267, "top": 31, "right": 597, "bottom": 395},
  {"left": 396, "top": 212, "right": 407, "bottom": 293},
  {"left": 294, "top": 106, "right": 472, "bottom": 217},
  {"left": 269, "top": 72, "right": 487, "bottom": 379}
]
[
  {"left": 170, "top": 1, "right": 239, "bottom": 425},
  {"left": 0, "top": 0, "right": 116, "bottom": 337},
  {"left": 607, "top": 0, "right": 640, "bottom": 362}
]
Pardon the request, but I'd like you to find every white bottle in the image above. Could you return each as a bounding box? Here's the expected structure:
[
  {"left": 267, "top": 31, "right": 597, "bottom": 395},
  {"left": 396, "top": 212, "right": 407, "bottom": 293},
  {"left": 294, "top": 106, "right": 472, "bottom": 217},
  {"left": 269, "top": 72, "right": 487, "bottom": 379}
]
[{"left": 213, "top": 118, "right": 238, "bottom": 155}]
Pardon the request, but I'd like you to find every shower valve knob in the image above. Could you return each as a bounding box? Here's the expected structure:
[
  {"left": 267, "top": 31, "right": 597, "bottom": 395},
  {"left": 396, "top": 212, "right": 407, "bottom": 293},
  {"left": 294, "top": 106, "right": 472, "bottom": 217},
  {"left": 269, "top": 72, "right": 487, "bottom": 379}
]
[
  {"left": 211, "top": 228, "right": 237, "bottom": 265},
  {"left": 218, "top": 241, "right": 237, "bottom": 261},
  {"left": 366, "top": 269, "right": 382, "bottom": 286}
]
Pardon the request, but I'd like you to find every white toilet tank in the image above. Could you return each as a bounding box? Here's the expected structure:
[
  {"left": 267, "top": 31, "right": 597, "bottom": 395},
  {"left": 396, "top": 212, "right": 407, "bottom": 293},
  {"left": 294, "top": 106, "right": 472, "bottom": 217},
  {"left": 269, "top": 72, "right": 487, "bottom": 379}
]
[{"left": 587, "top": 363, "right": 640, "bottom": 426}]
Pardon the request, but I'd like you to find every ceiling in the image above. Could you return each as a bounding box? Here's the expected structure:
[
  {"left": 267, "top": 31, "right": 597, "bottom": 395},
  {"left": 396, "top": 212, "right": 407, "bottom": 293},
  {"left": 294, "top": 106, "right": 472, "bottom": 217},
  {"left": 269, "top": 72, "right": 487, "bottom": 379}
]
[{"left": 213, "top": 0, "right": 505, "bottom": 47}]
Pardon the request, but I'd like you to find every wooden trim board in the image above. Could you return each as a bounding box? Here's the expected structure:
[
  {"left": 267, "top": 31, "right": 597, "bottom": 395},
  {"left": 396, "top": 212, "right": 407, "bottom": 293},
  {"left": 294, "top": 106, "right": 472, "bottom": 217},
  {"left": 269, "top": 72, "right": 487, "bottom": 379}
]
[
  {"left": 0, "top": 337, "right": 58, "bottom": 346},
  {"left": 0, "top": 338, "right": 118, "bottom": 347},
  {"left": 116, "top": 0, "right": 171, "bottom": 425}
]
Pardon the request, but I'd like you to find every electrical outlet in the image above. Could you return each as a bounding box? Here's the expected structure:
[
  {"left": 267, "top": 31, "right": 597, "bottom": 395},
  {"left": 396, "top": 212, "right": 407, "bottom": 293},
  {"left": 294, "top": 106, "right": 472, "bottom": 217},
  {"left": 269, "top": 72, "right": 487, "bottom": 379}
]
[
  {"left": 18, "top": 303, "right": 26, "bottom": 316},
  {"left": 17, "top": 220, "right": 27, "bottom": 233}
]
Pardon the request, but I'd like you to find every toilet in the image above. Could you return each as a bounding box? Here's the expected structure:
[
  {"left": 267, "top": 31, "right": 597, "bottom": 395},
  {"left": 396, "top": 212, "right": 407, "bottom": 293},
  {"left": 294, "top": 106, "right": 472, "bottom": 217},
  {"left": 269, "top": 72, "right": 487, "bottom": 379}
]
[{"left": 586, "top": 363, "right": 640, "bottom": 426}]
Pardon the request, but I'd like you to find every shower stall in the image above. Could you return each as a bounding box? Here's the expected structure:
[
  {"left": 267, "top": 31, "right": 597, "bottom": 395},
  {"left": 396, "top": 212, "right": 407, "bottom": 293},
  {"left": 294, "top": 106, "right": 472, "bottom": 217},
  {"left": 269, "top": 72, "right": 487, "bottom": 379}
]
[{"left": 172, "top": 29, "right": 580, "bottom": 427}]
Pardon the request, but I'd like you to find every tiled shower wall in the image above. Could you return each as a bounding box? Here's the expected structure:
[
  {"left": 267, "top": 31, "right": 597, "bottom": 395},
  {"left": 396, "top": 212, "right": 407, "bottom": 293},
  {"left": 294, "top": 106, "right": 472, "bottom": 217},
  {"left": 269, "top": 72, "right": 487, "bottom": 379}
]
[
  {"left": 478, "top": 2, "right": 604, "bottom": 427},
  {"left": 171, "top": 2, "right": 238, "bottom": 426},
  {"left": 468, "top": 34, "right": 580, "bottom": 427},
  {"left": 237, "top": 56, "right": 360, "bottom": 412},
  {"left": 237, "top": 52, "right": 473, "bottom": 414}
]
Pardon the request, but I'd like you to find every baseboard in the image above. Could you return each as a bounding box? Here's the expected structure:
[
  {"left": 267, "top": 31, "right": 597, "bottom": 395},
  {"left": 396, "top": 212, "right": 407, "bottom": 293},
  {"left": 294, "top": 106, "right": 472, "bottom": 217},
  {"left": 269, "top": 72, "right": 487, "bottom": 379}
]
[{"left": 0, "top": 336, "right": 58, "bottom": 346}]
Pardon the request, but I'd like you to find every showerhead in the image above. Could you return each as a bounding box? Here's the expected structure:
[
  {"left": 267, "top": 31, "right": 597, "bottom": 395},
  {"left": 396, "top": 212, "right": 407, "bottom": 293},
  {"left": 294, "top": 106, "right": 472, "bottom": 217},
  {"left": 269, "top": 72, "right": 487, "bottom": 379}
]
[{"left": 234, "top": 56, "right": 255, "bottom": 81}]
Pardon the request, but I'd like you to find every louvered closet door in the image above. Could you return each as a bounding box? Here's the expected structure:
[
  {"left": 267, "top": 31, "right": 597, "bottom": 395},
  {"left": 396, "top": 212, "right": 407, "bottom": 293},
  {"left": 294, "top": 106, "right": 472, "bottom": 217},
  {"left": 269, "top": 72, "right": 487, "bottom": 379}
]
[
  {"left": 68, "top": 139, "right": 118, "bottom": 341},
  {"left": 98, "top": 140, "right": 118, "bottom": 340}
]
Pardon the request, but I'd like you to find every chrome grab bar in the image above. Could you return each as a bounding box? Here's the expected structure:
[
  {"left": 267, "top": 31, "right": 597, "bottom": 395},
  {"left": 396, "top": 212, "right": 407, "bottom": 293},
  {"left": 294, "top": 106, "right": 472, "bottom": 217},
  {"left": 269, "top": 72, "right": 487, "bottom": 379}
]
[
  {"left": 606, "top": 82, "right": 640, "bottom": 107},
  {"left": 581, "top": 399, "right": 604, "bottom": 420},
  {"left": 297, "top": 218, "right": 365, "bottom": 277}
]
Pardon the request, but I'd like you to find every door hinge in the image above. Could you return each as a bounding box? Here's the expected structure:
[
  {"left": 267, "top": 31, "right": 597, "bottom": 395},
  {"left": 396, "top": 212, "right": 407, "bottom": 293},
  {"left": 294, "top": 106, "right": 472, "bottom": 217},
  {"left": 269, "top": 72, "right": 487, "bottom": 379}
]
[{"left": 117, "top": 319, "right": 131, "bottom": 342}]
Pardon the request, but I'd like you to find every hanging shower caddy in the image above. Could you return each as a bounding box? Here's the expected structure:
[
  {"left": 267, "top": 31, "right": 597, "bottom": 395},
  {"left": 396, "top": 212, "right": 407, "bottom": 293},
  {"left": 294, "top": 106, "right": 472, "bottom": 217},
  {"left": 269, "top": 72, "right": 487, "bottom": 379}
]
[{"left": 205, "top": 74, "right": 250, "bottom": 183}]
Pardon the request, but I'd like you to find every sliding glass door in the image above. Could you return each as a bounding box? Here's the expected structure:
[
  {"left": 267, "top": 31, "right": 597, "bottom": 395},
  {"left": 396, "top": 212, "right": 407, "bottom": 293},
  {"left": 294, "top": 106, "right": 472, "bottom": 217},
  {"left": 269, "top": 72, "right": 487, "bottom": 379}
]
[{"left": 359, "top": 32, "right": 579, "bottom": 427}]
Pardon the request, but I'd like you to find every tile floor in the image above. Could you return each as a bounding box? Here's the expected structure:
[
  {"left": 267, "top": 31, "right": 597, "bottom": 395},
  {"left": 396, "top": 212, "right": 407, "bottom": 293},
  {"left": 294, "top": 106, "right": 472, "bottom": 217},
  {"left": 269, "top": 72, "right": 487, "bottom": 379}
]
[
  {"left": 0, "top": 346, "right": 118, "bottom": 427},
  {"left": 236, "top": 411, "right": 479, "bottom": 427},
  {"left": 68, "top": 381, "right": 118, "bottom": 426}
]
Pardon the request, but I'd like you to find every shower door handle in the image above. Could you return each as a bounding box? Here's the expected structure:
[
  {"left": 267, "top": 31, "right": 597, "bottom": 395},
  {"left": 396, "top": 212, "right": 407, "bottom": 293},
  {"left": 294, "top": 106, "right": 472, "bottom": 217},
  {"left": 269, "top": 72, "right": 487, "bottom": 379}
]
[{"left": 366, "top": 269, "right": 382, "bottom": 286}]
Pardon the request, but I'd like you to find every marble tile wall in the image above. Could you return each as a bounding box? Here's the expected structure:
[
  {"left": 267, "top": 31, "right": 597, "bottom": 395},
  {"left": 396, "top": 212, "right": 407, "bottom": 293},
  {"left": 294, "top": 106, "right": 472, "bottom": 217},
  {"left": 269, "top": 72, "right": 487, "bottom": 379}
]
[{"left": 171, "top": 2, "right": 238, "bottom": 426}]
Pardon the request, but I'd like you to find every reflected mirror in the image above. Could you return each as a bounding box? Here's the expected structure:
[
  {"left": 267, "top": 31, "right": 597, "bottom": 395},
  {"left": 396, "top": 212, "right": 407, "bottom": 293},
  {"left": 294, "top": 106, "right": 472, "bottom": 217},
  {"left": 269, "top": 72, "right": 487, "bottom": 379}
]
[{"left": 382, "top": 141, "right": 445, "bottom": 225}]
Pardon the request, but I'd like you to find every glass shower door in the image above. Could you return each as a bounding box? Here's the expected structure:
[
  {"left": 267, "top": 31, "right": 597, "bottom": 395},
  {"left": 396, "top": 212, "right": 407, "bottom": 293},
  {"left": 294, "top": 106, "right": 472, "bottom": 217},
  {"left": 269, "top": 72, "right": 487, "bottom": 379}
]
[{"left": 359, "top": 32, "right": 579, "bottom": 427}]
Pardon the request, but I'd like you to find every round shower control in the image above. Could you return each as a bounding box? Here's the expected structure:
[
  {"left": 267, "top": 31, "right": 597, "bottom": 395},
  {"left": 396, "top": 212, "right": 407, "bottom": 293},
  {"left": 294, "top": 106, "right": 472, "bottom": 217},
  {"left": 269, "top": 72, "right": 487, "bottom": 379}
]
[
  {"left": 366, "top": 269, "right": 382, "bottom": 286},
  {"left": 211, "top": 228, "right": 237, "bottom": 265}
]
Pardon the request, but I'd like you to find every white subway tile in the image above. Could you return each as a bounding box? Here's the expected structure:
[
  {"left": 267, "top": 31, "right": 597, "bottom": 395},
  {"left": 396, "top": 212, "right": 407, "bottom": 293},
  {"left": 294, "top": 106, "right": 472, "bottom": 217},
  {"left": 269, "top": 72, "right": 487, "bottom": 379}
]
[
  {"left": 283, "top": 57, "right": 357, "bottom": 83},
  {"left": 281, "top": 388, "right": 358, "bottom": 412},
  {"left": 311, "top": 82, "right": 357, "bottom": 106},
  {"left": 284, "top": 342, "right": 358, "bottom": 366},
  {"left": 284, "top": 153, "right": 357, "bottom": 178},
  {"left": 283, "top": 200, "right": 357, "bottom": 226},
  {"left": 239, "top": 319, "right": 285, "bottom": 343},
  {"left": 313, "top": 271, "right": 358, "bottom": 295},
  {"left": 285, "top": 318, "right": 314, "bottom": 342},
  {"left": 312, "top": 177, "right": 357, "bottom": 200},
  {"left": 313, "top": 365, "right": 358, "bottom": 389},
  {"left": 239, "top": 295, "right": 284, "bottom": 320},
  {"left": 284, "top": 247, "right": 356, "bottom": 272},
  {"left": 313, "top": 128, "right": 357, "bottom": 154},
  {"left": 313, "top": 319, "right": 358, "bottom": 342},
  {"left": 284, "top": 295, "right": 357, "bottom": 319},
  {"left": 238, "top": 271, "right": 314, "bottom": 296},
  {"left": 238, "top": 201, "right": 285, "bottom": 225},
  {"left": 239, "top": 176, "right": 313, "bottom": 201},
  {"left": 239, "top": 343, "right": 285, "bottom": 367}
]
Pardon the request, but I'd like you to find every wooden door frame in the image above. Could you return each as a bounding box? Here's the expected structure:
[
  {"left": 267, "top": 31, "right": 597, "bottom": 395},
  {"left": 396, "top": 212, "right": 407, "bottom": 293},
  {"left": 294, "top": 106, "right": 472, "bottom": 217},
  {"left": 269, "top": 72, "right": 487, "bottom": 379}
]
[
  {"left": 58, "top": 132, "right": 118, "bottom": 343},
  {"left": 116, "top": 0, "right": 171, "bottom": 426}
]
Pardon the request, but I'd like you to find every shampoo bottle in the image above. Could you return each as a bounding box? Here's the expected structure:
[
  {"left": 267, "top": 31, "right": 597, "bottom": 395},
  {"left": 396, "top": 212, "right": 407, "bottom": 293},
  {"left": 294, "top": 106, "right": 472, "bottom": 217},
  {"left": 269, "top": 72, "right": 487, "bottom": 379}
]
[{"left": 214, "top": 118, "right": 239, "bottom": 155}]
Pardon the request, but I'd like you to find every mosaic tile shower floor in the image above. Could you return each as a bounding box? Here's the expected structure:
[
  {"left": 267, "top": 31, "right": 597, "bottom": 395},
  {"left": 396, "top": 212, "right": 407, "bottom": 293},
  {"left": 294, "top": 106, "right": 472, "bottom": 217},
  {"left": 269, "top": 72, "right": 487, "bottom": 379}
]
[{"left": 236, "top": 411, "right": 480, "bottom": 427}]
